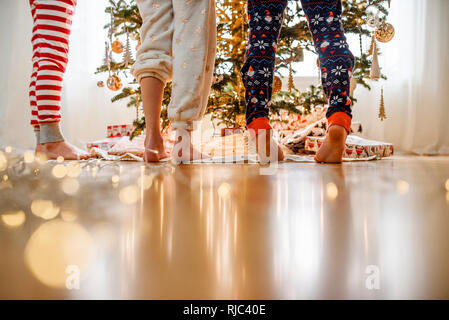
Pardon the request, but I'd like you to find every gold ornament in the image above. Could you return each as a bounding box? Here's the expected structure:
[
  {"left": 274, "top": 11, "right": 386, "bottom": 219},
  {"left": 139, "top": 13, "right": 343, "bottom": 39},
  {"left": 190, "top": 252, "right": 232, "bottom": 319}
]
[
  {"left": 375, "top": 22, "right": 395, "bottom": 43},
  {"left": 368, "top": 34, "right": 376, "bottom": 56},
  {"left": 273, "top": 76, "right": 282, "bottom": 95},
  {"left": 379, "top": 87, "right": 387, "bottom": 121},
  {"left": 111, "top": 40, "right": 124, "bottom": 54},
  {"left": 288, "top": 63, "right": 295, "bottom": 93},
  {"left": 97, "top": 81, "right": 104, "bottom": 88},
  {"left": 107, "top": 74, "right": 123, "bottom": 91},
  {"left": 370, "top": 38, "right": 381, "bottom": 80}
]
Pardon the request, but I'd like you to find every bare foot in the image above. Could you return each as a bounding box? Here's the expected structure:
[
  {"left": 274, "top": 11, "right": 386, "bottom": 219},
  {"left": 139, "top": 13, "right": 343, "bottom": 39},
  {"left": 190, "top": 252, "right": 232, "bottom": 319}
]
[
  {"left": 35, "top": 141, "right": 91, "bottom": 161},
  {"left": 250, "top": 129, "right": 284, "bottom": 163},
  {"left": 144, "top": 131, "right": 169, "bottom": 163},
  {"left": 172, "top": 129, "right": 209, "bottom": 163},
  {"left": 314, "top": 125, "right": 347, "bottom": 164}
]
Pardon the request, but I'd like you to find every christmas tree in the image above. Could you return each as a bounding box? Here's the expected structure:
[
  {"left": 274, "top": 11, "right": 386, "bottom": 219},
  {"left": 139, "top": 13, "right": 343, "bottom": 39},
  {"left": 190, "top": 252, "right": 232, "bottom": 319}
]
[{"left": 97, "top": 0, "right": 391, "bottom": 136}]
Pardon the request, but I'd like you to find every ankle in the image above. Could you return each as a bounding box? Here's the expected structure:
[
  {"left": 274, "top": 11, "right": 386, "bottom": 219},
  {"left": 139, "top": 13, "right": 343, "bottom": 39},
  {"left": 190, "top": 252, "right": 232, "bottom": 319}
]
[
  {"left": 146, "top": 128, "right": 163, "bottom": 139},
  {"left": 328, "top": 125, "right": 347, "bottom": 140},
  {"left": 40, "top": 123, "right": 64, "bottom": 144}
]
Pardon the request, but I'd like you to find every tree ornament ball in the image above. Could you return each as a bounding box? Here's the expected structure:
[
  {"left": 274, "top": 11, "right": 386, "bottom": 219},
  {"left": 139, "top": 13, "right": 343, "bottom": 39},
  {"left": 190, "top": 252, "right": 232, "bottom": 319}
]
[
  {"left": 273, "top": 76, "right": 283, "bottom": 95},
  {"left": 375, "top": 22, "right": 395, "bottom": 43},
  {"left": 107, "top": 74, "right": 123, "bottom": 91},
  {"left": 111, "top": 40, "right": 124, "bottom": 54},
  {"left": 366, "top": 14, "right": 380, "bottom": 28},
  {"left": 365, "top": 5, "right": 381, "bottom": 29},
  {"left": 97, "top": 81, "right": 104, "bottom": 88}
]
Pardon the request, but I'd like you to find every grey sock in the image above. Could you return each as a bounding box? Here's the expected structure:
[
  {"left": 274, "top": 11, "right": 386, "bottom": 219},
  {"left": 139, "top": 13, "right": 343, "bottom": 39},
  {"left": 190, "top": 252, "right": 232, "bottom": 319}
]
[
  {"left": 40, "top": 123, "right": 65, "bottom": 144},
  {"left": 34, "top": 129, "right": 41, "bottom": 145}
]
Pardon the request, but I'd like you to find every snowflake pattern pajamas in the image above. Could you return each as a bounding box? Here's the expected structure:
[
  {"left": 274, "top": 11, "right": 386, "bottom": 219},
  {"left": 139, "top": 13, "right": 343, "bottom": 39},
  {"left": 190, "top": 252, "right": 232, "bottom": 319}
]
[
  {"left": 132, "top": 0, "right": 217, "bottom": 130},
  {"left": 242, "top": 0, "right": 355, "bottom": 134}
]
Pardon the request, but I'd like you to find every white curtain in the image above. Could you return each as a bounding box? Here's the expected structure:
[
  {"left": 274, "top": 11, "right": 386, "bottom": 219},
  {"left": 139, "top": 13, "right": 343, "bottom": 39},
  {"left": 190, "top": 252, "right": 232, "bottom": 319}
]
[
  {"left": 0, "top": 0, "right": 448, "bottom": 154},
  {"left": 352, "top": 0, "right": 449, "bottom": 154}
]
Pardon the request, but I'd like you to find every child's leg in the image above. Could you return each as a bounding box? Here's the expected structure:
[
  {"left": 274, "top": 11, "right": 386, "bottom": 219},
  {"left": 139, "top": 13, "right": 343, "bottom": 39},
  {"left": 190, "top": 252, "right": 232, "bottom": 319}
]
[
  {"left": 140, "top": 77, "right": 169, "bottom": 162},
  {"left": 31, "top": 0, "right": 89, "bottom": 160},
  {"left": 30, "top": 64, "right": 40, "bottom": 144},
  {"left": 169, "top": 0, "right": 217, "bottom": 161},
  {"left": 241, "top": 0, "right": 288, "bottom": 161},
  {"left": 132, "top": 0, "right": 174, "bottom": 162},
  {"left": 29, "top": 0, "right": 40, "bottom": 144},
  {"left": 300, "top": 0, "right": 355, "bottom": 163}
]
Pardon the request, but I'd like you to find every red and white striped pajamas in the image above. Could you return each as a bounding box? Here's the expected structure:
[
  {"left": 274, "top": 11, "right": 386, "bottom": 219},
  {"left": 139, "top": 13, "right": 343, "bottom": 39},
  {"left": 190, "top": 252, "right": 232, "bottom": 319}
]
[{"left": 29, "top": 0, "right": 76, "bottom": 132}]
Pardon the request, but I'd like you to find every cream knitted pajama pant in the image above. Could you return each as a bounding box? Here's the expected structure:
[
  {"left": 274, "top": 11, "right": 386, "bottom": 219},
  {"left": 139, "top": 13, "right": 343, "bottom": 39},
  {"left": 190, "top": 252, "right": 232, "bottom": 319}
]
[{"left": 132, "top": 0, "right": 216, "bottom": 130}]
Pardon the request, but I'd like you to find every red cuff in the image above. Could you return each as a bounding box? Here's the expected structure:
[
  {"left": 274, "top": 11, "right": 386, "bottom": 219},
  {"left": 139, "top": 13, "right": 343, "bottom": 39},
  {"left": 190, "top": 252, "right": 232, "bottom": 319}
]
[
  {"left": 247, "top": 117, "right": 272, "bottom": 139},
  {"left": 327, "top": 112, "right": 351, "bottom": 134}
]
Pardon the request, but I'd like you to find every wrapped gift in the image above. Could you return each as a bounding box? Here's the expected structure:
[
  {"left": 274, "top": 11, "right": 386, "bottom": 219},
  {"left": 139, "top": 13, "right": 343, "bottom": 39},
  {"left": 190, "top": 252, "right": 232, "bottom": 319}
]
[
  {"left": 351, "top": 122, "right": 363, "bottom": 136},
  {"left": 107, "top": 124, "right": 134, "bottom": 138},
  {"left": 305, "top": 135, "right": 394, "bottom": 159},
  {"left": 221, "top": 128, "right": 244, "bottom": 137},
  {"left": 86, "top": 137, "right": 121, "bottom": 152}
]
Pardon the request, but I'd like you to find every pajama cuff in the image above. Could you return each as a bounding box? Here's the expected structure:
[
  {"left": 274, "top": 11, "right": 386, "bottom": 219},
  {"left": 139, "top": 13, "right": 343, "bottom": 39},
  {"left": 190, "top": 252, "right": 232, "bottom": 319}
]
[
  {"left": 247, "top": 117, "right": 272, "bottom": 139},
  {"left": 172, "top": 121, "right": 195, "bottom": 131},
  {"left": 40, "top": 123, "right": 65, "bottom": 144},
  {"left": 137, "top": 71, "right": 168, "bottom": 85},
  {"left": 327, "top": 112, "right": 352, "bottom": 134},
  {"left": 34, "top": 128, "right": 41, "bottom": 145}
]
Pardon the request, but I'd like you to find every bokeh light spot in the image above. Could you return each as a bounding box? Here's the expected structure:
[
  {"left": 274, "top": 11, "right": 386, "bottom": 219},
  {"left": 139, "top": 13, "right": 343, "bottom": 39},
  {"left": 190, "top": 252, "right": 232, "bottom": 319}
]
[
  {"left": 1, "top": 210, "right": 26, "bottom": 228},
  {"left": 119, "top": 185, "right": 140, "bottom": 204},
  {"left": 31, "top": 200, "right": 60, "bottom": 220}
]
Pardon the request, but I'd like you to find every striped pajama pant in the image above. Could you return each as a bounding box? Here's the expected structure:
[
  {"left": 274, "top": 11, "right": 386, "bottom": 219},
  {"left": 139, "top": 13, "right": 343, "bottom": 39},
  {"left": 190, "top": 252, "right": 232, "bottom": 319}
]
[{"left": 29, "top": 0, "right": 76, "bottom": 130}]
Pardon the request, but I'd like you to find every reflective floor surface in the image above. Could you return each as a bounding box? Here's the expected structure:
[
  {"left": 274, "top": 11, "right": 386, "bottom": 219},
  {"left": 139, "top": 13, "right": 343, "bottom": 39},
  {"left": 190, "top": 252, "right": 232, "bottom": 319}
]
[{"left": 1, "top": 154, "right": 449, "bottom": 299}]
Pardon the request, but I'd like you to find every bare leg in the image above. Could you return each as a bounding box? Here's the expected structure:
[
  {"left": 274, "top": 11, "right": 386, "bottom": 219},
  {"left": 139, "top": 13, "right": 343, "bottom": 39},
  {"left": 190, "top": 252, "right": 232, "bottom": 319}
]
[
  {"left": 140, "top": 77, "right": 169, "bottom": 162},
  {"left": 314, "top": 125, "right": 347, "bottom": 164}
]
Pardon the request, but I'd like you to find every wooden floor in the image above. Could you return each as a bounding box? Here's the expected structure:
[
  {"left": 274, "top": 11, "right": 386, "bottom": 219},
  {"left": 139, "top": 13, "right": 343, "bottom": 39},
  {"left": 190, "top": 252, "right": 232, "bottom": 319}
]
[{"left": 1, "top": 155, "right": 449, "bottom": 299}]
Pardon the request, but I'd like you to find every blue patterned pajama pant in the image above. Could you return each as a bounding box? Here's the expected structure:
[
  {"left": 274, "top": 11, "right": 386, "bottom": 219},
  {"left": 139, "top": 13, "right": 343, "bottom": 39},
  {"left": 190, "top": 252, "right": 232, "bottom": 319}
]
[{"left": 242, "top": 0, "right": 355, "bottom": 133}]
